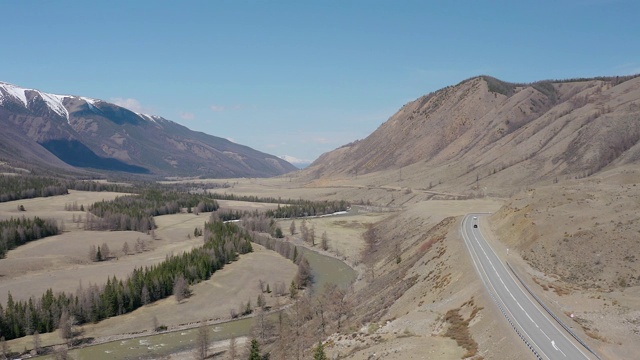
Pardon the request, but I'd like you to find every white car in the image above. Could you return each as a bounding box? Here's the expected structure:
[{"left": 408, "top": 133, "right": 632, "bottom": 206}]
[{"left": 473, "top": 216, "right": 478, "bottom": 220}]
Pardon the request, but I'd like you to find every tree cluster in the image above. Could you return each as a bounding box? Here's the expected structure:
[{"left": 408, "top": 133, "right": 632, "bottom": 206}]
[
  {"left": 265, "top": 200, "right": 349, "bottom": 218},
  {"left": 0, "top": 175, "right": 142, "bottom": 204},
  {"left": 87, "top": 189, "right": 219, "bottom": 232},
  {"left": 251, "top": 233, "right": 301, "bottom": 264},
  {"left": 0, "top": 219, "right": 252, "bottom": 340},
  {"left": 209, "top": 192, "right": 350, "bottom": 214},
  {"left": 0, "top": 175, "right": 67, "bottom": 203},
  {"left": 0, "top": 217, "right": 60, "bottom": 258}
]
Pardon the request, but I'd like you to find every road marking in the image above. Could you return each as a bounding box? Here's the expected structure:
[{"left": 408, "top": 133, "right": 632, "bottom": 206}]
[
  {"left": 462, "top": 218, "right": 550, "bottom": 359},
  {"left": 464, "top": 215, "right": 590, "bottom": 359},
  {"left": 552, "top": 340, "right": 567, "bottom": 357},
  {"left": 470, "top": 227, "right": 542, "bottom": 331}
]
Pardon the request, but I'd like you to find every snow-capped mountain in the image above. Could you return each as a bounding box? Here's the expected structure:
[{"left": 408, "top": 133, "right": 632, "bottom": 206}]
[
  {"left": 279, "top": 155, "right": 312, "bottom": 169},
  {"left": 0, "top": 81, "right": 296, "bottom": 177}
]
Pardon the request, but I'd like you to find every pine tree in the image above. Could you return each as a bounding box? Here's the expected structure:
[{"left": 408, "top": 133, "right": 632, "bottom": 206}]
[
  {"left": 248, "top": 338, "right": 261, "bottom": 360},
  {"left": 314, "top": 341, "right": 328, "bottom": 360}
]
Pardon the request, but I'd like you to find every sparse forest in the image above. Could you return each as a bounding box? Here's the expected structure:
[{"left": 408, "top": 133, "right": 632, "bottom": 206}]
[
  {"left": 0, "top": 219, "right": 252, "bottom": 340},
  {"left": 0, "top": 182, "right": 348, "bottom": 357}
]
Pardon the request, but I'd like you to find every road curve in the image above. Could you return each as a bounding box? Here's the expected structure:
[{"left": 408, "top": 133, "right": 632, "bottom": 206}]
[{"left": 460, "top": 214, "right": 593, "bottom": 360}]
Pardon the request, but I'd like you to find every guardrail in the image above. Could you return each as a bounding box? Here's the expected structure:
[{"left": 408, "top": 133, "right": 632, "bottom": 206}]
[
  {"left": 459, "top": 216, "right": 542, "bottom": 359},
  {"left": 486, "top": 285, "right": 543, "bottom": 360},
  {"left": 506, "top": 262, "right": 602, "bottom": 360}
]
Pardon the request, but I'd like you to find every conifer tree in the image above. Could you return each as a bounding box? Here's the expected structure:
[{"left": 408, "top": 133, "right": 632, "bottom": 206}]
[
  {"left": 314, "top": 341, "right": 328, "bottom": 360},
  {"left": 248, "top": 338, "right": 261, "bottom": 360}
]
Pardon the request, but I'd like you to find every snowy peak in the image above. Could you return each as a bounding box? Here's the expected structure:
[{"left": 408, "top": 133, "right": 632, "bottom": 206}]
[
  {"left": 279, "top": 155, "right": 312, "bottom": 169},
  {"left": 0, "top": 81, "right": 176, "bottom": 126},
  {"left": 0, "top": 82, "right": 28, "bottom": 106},
  {"left": 34, "top": 90, "right": 69, "bottom": 119},
  {"left": 0, "top": 80, "right": 297, "bottom": 177},
  {"left": 0, "top": 81, "right": 68, "bottom": 119}
]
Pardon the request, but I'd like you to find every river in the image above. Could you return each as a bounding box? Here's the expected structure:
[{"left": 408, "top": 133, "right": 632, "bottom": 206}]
[{"left": 38, "top": 246, "right": 356, "bottom": 359}]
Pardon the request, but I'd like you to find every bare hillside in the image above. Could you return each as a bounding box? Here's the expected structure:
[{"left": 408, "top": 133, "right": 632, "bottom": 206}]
[
  {"left": 487, "top": 166, "right": 640, "bottom": 359},
  {"left": 306, "top": 75, "right": 640, "bottom": 195}
]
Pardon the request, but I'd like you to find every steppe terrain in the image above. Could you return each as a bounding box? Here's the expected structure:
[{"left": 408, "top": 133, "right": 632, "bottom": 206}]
[
  {"left": 190, "top": 172, "right": 639, "bottom": 359},
  {"left": 0, "top": 191, "right": 296, "bottom": 355},
  {"left": 2, "top": 169, "right": 639, "bottom": 359},
  {"left": 3, "top": 75, "right": 639, "bottom": 359}
]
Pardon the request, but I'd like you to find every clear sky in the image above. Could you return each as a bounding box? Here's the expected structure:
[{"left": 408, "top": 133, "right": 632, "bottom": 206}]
[{"left": 2, "top": 0, "right": 639, "bottom": 165}]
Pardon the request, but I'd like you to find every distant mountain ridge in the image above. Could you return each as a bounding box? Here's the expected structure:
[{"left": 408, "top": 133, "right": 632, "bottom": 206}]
[
  {"left": 0, "top": 81, "right": 296, "bottom": 177},
  {"left": 305, "top": 74, "right": 640, "bottom": 193}
]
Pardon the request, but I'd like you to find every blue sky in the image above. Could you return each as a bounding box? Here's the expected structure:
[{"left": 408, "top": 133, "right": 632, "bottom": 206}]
[{"left": 2, "top": 1, "right": 639, "bottom": 164}]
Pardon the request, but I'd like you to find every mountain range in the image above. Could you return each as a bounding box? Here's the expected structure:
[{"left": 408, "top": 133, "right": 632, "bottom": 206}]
[
  {"left": 0, "top": 81, "right": 296, "bottom": 177},
  {"left": 305, "top": 74, "right": 640, "bottom": 194}
]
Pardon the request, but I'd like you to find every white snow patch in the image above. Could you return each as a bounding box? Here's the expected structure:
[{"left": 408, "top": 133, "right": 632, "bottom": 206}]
[
  {"left": 0, "top": 82, "right": 28, "bottom": 106},
  {"left": 80, "top": 96, "right": 99, "bottom": 105},
  {"left": 138, "top": 113, "right": 157, "bottom": 123},
  {"left": 38, "top": 91, "right": 68, "bottom": 118},
  {"left": 80, "top": 97, "right": 102, "bottom": 113},
  {"left": 0, "top": 82, "right": 68, "bottom": 119}
]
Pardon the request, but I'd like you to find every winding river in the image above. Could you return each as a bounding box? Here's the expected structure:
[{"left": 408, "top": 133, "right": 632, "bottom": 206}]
[{"left": 39, "top": 247, "right": 356, "bottom": 359}]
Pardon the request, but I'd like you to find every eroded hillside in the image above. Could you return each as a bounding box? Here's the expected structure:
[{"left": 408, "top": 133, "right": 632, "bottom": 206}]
[
  {"left": 317, "top": 200, "right": 525, "bottom": 360},
  {"left": 488, "top": 166, "right": 640, "bottom": 359},
  {"left": 306, "top": 75, "right": 640, "bottom": 195}
]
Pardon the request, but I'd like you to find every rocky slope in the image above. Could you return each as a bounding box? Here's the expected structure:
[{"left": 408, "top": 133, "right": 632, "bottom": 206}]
[
  {"left": 0, "top": 81, "right": 296, "bottom": 177},
  {"left": 298, "top": 74, "right": 640, "bottom": 358},
  {"left": 306, "top": 75, "right": 640, "bottom": 195}
]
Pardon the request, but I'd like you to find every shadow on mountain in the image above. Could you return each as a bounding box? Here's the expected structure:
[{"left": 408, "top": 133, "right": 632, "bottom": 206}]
[{"left": 40, "top": 139, "right": 150, "bottom": 174}]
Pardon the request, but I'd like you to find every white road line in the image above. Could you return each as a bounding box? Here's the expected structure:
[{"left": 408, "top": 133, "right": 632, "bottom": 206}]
[
  {"left": 461, "top": 216, "right": 550, "bottom": 359},
  {"left": 465, "top": 215, "right": 592, "bottom": 360},
  {"left": 470, "top": 216, "right": 592, "bottom": 359},
  {"left": 470, "top": 228, "right": 542, "bottom": 330},
  {"left": 552, "top": 340, "right": 567, "bottom": 357}
]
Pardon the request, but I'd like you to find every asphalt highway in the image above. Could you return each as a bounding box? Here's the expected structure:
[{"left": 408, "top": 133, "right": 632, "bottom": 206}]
[{"left": 461, "top": 214, "right": 592, "bottom": 360}]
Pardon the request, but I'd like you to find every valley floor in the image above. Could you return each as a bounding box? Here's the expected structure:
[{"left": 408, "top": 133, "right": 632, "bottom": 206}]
[{"left": 2, "top": 175, "right": 638, "bottom": 359}]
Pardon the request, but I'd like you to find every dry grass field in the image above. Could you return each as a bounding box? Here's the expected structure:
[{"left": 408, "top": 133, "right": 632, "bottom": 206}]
[
  {"left": 0, "top": 191, "right": 299, "bottom": 355},
  {"left": 200, "top": 173, "right": 640, "bottom": 359},
  {"left": 4, "top": 169, "right": 638, "bottom": 359}
]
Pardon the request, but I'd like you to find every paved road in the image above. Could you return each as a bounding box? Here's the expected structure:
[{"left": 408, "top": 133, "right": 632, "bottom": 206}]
[{"left": 461, "top": 214, "right": 592, "bottom": 360}]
